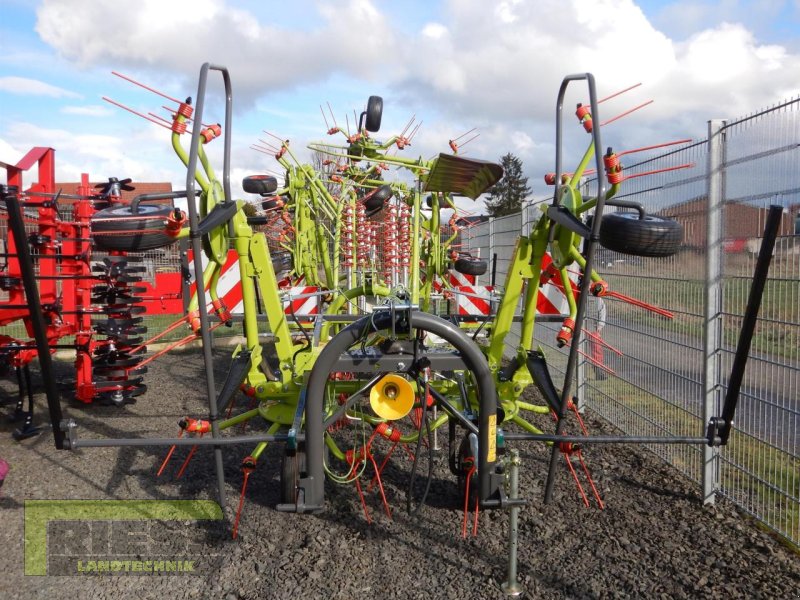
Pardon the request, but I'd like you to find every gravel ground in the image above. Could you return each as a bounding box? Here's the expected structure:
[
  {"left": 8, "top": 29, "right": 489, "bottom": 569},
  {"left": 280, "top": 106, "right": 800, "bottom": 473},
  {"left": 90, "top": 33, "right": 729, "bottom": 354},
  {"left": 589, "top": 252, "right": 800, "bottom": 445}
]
[{"left": 1, "top": 346, "right": 798, "bottom": 599}]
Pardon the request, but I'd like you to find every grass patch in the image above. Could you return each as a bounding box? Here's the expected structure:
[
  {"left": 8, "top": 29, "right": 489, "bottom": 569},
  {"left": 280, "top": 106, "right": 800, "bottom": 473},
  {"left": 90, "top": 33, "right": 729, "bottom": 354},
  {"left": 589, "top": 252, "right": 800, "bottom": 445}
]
[{"left": 585, "top": 374, "right": 799, "bottom": 548}]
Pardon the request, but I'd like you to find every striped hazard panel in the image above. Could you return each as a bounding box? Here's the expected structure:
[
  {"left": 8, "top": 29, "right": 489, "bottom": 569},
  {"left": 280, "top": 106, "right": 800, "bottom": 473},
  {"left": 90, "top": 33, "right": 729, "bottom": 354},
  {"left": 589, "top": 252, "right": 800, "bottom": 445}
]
[
  {"left": 455, "top": 285, "right": 495, "bottom": 316},
  {"left": 187, "top": 249, "right": 245, "bottom": 314},
  {"left": 282, "top": 286, "right": 320, "bottom": 319},
  {"left": 537, "top": 253, "right": 578, "bottom": 316}
]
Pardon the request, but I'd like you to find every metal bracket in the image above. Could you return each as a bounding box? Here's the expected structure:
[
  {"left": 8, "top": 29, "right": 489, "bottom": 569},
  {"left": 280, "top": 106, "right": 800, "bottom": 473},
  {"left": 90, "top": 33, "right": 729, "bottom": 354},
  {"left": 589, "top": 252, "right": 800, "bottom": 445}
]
[{"left": 705, "top": 416, "right": 725, "bottom": 447}]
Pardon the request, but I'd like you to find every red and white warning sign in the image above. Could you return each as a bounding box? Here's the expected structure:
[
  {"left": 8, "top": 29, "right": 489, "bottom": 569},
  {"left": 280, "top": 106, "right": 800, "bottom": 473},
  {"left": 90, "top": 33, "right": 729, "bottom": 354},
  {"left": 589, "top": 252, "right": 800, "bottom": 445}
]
[
  {"left": 447, "top": 270, "right": 477, "bottom": 287},
  {"left": 187, "top": 251, "right": 319, "bottom": 317},
  {"left": 537, "top": 253, "right": 578, "bottom": 316},
  {"left": 444, "top": 252, "right": 576, "bottom": 317},
  {"left": 282, "top": 286, "right": 320, "bottom": 320},
  {"left": 431, "top": 269, "right": 477, "bottom": 294},
  {"left": 187, "top": 249, "right": 245, "bottom": 314},
  {"left": 454, "top": 285, "right": 495, "bottom": 316}
]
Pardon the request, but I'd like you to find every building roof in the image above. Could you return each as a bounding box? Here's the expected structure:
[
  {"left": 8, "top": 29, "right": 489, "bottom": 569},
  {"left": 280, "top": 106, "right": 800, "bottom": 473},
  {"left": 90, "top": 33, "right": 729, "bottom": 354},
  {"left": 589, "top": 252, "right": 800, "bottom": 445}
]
[{"left": 454, "top": 215, "right": 490, "bottom": 227}]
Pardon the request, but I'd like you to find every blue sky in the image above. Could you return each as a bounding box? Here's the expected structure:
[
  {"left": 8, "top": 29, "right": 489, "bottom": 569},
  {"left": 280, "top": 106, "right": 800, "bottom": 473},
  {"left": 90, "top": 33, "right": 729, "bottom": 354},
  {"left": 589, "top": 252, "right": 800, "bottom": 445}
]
[{"left": 1, "top": 0, "right": 799, "bottom": 207}]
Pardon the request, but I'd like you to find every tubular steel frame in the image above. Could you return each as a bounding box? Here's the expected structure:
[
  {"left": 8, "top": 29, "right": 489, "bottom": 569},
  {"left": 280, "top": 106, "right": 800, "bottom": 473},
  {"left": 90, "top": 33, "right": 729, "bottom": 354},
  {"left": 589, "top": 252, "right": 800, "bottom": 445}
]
[{"left": 6, "top": 68, "right": 781, "bottom": 575}]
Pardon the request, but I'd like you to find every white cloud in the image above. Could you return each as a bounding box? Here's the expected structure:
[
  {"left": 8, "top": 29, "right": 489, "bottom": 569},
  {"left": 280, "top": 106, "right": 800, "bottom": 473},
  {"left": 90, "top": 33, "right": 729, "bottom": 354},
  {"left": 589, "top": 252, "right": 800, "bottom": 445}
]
[
  {"left": 3, "top": 122, "right": 180, "bottom": 187},
  {"left": 0, "top": 138, "right": 23, "bottom": 172},
  {"left": 422, "top": 23, "right": 448, "bottom": 39},
  {"left": 26, "top": 0, "right": 800, "bottom": 204},
  {"left": 510, "top": 131, "right": 535, "bottom": 154},
  {"left": 495, "top": 1, "right": 521, "bottom": 23},
  {"left": 650, "top": 22, "right": 799, "bottom": 117},
  {"left": 0, "top": 76, "right": 81, "bottom": 98},
  {"left": 61, "top": 104, "right": 114, "bottom": 117},
  {"left": 34, "top": 0, "right": 799, "bottom": 126},
  {"left": 35, "top": 0, "right": 396, "bottom": 108}
]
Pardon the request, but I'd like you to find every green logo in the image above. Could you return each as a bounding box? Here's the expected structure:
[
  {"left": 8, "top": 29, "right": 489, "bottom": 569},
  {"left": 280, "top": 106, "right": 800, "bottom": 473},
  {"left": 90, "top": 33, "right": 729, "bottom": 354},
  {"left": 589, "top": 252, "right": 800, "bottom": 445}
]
[{"left": 24, "top": 500, "right": 223, "bottom": 576}]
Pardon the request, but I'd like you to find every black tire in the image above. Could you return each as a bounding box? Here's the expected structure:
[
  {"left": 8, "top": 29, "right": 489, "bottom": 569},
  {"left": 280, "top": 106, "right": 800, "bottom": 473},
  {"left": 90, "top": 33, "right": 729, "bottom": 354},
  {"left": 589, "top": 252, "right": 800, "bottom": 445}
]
[
  {"left": 242, "top": 174, "right": 278, "bottom": 196},
  {"left": 92, "top": 204, "right": 177, "bottom": 251},
  {"left": 261, "top": 196, "right": 285, "bottom": 211},
  {"left": 363, "top": 185, "right": 393, "bottom": 217},
  {"left": 365, "top": 95, "right": 383, "bottom": 132},
  {"left": 362, "top": 185, "right": 393, "bottom": 211},
  {"left": 454, "top": 257, "right": 488, "bottom": 276},
  {"left": 281, "top": 445, "right": 307, "bottom": 505},
  {"left": 599, "top": 212, "right": 683, "bottom": 257}
]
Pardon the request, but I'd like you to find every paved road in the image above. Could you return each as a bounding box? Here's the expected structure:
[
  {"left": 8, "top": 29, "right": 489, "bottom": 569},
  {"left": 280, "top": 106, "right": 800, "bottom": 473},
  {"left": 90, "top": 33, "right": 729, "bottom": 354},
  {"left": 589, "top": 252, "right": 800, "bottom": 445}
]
[{"left": 596, "top": 318, "right": 799, "bottom": 457}]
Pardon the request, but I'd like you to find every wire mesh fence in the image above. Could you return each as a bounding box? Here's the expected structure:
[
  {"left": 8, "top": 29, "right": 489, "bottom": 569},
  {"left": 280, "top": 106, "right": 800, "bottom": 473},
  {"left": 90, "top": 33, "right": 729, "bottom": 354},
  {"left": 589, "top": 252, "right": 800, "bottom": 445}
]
[
  {"left": 711, "top": 103, "right": 800, "bottom": 546},
  {"left": 464, "top": 98, "right": 800, "bottom": 547}
]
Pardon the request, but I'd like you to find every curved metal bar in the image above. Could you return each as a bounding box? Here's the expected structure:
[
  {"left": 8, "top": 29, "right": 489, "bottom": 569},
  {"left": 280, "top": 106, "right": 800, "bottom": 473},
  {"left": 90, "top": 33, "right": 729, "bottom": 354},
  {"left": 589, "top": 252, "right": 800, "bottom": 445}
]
[
  {"left": 183, "top": 62, "right": 234, "bottom": 510},
  {"left": 545, "top": 73, "right": 608, "bottom": 503},
  {"left": 302, "top": 310, "right": 499, "bottom": 512}
]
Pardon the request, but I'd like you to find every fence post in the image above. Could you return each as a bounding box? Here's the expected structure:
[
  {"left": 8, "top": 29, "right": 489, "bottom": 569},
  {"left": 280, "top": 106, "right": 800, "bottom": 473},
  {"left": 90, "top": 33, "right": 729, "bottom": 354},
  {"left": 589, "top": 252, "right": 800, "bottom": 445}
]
[
  {"left": 703, "top": 119, "right": 727, "bottom": 504},
  {"left": 488, "top": 216, "right": 495, "bottom": 272}
]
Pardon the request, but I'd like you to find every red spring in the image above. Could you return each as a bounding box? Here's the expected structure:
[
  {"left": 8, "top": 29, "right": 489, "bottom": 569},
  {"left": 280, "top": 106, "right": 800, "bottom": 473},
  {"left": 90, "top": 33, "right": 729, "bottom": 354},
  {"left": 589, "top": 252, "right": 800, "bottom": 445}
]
[
  {"left": 604, "top": 151, "right": 623, "bottom": 184},
  {"left": 329, "top": 371, "right": 353, "bottom": 381},
  {"left": 607, "top": 168, "right": 624, "bottom": 185},
  {"left": 603, "top": 150, "right": 620, "bottom": 171},
  {"left": 183, "top": 417, "right": 211, "bottom": 434},
  {"left": 576, "top": 104, "right": 593, "bottom": 132},
  {"left": 171, "top": 120, "right": 188, "bottom": 135},
  {"left": 558, "top": 441, "right": 577, "bottom": 455},
  {"left": 556, "top": 318, "right": 575, "bottom": 347},
  {"left": 200, "top": 124, "right": 222, "bottom": 143},
  {"left": 187, "top": 310, "right": 201, "bottom": 333},
  {"left": 212, "top": 298, "right": 232, "bottom": 324},
  {"left": 239, "top": 384, "right": 257, "bottom": 397},
  {"left": 375, "top": 421, "right": 402, "bottom": 443},
  {"left": 345, "top": 447, "right": 363, "bottom": 468},
  {"left": 176, "top": 102, "right": 193, "bottom": 119},
  {"left": 590, "top": 280, "right": 608, "bottom": 296},
  {"left": 165, "top": 209, "right": 187, "bottom": 237}
]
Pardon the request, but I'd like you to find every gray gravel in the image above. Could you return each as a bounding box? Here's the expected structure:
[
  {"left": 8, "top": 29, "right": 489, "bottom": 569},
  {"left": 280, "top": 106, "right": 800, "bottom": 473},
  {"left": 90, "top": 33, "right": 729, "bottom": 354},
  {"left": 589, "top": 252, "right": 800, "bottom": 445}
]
[{"left": 1, "top": 346, "right": 798, "bottom": 599}]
